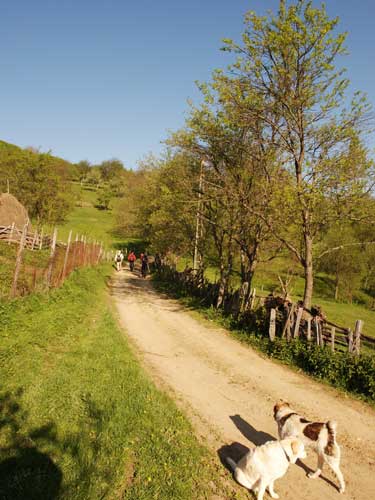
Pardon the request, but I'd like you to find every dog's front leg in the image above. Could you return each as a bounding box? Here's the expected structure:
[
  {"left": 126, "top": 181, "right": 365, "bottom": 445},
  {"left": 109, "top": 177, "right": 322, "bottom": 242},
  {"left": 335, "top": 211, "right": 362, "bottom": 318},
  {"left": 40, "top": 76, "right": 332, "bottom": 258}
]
[
  {"left": 267, "top": 481, "right": 279, "bottom": 499},
  {"left": 308, "top": 453, "right": 324, "bottom": 479},
  {"left": 256, "top": 480, "right": 267, "bottom": 500}
]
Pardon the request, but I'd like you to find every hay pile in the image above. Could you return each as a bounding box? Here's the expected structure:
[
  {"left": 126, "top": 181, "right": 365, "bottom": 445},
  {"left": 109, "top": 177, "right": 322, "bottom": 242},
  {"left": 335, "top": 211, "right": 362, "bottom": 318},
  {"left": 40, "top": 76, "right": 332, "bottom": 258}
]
[{"left": 0, "top": 193, "right": 30, "bottom": 228}]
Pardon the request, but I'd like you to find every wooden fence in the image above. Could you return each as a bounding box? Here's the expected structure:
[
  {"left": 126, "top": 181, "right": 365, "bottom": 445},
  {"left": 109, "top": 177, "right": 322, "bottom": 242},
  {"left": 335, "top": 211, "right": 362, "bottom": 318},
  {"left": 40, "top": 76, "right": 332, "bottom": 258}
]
[
  {"left": 1, "top": 222, "right": 113, "bottom": 299},
  {"left": 156, "top": 264, "right": 375, "bottom": 356},
  {"left": 0, "top": 224, "right": 52, "bottom": 250}
]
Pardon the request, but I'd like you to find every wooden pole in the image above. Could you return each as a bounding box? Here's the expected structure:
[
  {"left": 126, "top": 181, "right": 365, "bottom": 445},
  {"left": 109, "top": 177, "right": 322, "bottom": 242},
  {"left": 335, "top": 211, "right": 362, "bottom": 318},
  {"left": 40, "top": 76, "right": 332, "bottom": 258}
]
[
  {"left": 347, "top": 328, "right": 353, "bottom": 354},
  {"left": 293, "top": 307, "right": 303, "bottom": 338},
  {"left": 269, "top": 308, "right": 276, "bottom": 341},
  {"left": 193, "top": 159, "right": 204, "bottom": 273},
  {"left": 31, "top": 229, "right": 38, "bottom": 250},
  {"left": 315, "top": 320, "right": 320, "bottom": 346},
  {"left": 46, "top": 227, "right": 58, "bottom": 288},
  {"left": 8, "top": 222, "right": 15, "bottom": 245},
  {"left": 10, "top": 221, "right": 29, "bottom": 298},
  {"left": 61, "top": 230, "right": 72, "bottom": 281},
  {"left": 331, "top": 326, "right": 336, "bottom": 352},
  {"left": 39, "top": 227, "right": 44, "bottom": 250},
  {"left": 353, "top": 320, "right": 363, "bottom": 356},
  {"left": 306, "top": 318, "right": 312, "bottom": 341}
]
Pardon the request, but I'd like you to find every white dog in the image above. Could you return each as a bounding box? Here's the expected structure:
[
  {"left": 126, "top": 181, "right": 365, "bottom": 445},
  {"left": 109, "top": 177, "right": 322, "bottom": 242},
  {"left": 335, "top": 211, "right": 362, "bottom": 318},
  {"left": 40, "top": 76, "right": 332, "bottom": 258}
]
[
  {"left": 273, "top": 401, "right": 345, "bottom": 493},
  {"left": 226, "top": 437, "right": 306, "bottom": 500}
]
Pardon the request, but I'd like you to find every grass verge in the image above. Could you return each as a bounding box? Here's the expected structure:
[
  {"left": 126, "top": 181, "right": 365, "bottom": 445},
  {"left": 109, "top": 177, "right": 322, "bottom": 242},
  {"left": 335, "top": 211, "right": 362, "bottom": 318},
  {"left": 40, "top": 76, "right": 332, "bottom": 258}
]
[{"left": 0, "top": 266, "right": 229, "bottom": 499}]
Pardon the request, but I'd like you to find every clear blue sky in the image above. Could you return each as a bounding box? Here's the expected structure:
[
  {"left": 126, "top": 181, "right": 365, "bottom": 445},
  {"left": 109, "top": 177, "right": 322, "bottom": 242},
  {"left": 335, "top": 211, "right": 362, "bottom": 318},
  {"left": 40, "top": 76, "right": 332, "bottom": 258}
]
[{"left": 1, "top": 0, "right": 374, "bottom": 168}]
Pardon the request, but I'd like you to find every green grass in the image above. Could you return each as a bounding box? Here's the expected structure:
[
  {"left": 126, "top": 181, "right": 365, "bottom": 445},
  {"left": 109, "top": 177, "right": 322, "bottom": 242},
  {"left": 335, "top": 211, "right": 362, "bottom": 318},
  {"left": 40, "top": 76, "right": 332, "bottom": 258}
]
[{"left": 0, "top": 266, "right": 230, "bottom": 500}]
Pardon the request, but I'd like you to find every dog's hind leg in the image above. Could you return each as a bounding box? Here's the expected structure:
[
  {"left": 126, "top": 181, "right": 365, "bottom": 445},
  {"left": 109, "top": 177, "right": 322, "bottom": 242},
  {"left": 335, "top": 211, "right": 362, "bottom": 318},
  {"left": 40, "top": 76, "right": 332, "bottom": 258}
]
[
  {"left": 267, "top": 481, "right": 280, "bottom": 499},
  {"left": 308, "top": 452, "right": 324, "bottom": 479},
  {"left": 256, "top": 479, "right": 267, "bottom": 500},
  {"left": 325, "top": 456, "right": 345, "bottom": 494}
]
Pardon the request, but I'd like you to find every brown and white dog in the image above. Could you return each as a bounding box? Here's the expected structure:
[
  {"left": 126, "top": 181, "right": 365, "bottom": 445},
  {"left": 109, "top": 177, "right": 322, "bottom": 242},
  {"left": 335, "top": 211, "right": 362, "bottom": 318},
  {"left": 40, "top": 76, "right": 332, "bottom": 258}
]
[
  {"left": 226, "top": 437, "right": 306, "bottom": 500},
  {"left": 273, "top": 401, "right": 345, "bottom": 493}
]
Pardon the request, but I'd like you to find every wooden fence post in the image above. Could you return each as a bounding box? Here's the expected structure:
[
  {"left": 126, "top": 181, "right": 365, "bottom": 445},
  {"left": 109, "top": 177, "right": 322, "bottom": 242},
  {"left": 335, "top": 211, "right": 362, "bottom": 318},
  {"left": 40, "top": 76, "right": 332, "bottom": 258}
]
[
  {"left": 353, "top": 320, "right": 363, "bottom": 356},
  {"left": 347, "top": 328, "right": 353, "bottom": 354},
  {"left": 306, "top": 318, "right": 312, "bottom": 341},
  {"left": 46, "top": 227, "right": 58, "bottom": 288},
  {"left": 8, "top": 222, "right": 15, "bottom": 245},
  {"left": 331, "top": 326, "right": 336, "bottom": 352},
  {"left": 269, "top": 308, "right": 276, "bottom": 341},
  {"left": 61, "top": 230, "right": 72, "bottom": 282},
  {"left": 315, "top": 320, "right": 320, "bottom": 346},
  {"left": 293, "top": 307, "right": 303, "bottom": 338},
  {"left": 39, "top": 227, "right": 44, "bottom": 250},
  {"left": 31, "top": 229, "right": 38, "bottom": 250},
  {"left": 9, "top": 221, "right": 29, "bottom": 298}
]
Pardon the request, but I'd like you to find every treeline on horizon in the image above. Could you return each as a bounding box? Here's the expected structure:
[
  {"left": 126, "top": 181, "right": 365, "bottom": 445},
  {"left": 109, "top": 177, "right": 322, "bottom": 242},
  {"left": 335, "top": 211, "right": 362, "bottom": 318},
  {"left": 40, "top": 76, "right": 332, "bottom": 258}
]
[
  {"left": 0, "top": 139, "right": 139, "bottom": 225},
  {"left": 115, "top": 0, "right": 375, "bottom": 311}
]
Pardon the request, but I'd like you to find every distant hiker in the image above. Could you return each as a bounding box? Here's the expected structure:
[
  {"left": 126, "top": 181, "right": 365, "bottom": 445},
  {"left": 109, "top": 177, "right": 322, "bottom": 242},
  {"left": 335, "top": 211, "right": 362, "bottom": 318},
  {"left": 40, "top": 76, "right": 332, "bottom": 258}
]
[
  {"left": 154, "top": 253, "right": 162, "bottom": 271},
  {"left": 115, "top": 250, "right": 124, "bottom": 271},
  {"left": 141, "top": 252, "right": 149, "bottom": 278},
  {"left": 128, "top": 250, "right": 136, "bottom": 272}
]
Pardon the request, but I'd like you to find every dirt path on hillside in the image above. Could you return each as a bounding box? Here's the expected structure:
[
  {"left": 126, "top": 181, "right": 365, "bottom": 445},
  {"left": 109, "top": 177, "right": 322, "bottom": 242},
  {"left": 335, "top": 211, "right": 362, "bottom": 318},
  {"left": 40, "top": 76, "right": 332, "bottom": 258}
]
[{"left": 110, "top": 270, "right": 375, "bottom": 500}]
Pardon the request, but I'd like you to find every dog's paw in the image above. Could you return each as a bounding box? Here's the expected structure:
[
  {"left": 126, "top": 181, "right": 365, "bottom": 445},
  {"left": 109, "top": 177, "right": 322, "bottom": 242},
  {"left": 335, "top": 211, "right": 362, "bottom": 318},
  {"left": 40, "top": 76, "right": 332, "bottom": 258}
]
[
  {"left": 307, "top": 472, "right": 319, "bottom": 479},
  {"left": 339, "top": 486, "right": 345, "bottom": 494},
  {"left": 270, "top": 493, "right": 279, "bottom": 499}
]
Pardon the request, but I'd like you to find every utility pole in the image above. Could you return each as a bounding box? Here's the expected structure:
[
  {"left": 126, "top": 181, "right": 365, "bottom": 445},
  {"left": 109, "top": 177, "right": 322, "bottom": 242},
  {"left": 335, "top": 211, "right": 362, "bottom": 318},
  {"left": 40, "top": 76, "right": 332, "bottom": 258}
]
[{"left": 193, "top": 158, "right": 211, "bottom": 272}]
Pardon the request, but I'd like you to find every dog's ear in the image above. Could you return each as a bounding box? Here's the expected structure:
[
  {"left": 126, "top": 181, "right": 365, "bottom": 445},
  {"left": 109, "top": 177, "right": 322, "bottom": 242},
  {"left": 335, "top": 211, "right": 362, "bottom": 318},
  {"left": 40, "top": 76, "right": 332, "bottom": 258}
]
[{"left": 273, "top": 400, "right": 289, "bottom": 418}]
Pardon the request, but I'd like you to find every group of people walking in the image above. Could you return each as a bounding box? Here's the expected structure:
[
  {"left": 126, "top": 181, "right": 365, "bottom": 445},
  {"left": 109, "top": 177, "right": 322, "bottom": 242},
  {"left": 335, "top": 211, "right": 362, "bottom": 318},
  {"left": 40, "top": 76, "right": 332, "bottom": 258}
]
[{"left": 114, "top": 249, "right": 149, "bottom": 278}]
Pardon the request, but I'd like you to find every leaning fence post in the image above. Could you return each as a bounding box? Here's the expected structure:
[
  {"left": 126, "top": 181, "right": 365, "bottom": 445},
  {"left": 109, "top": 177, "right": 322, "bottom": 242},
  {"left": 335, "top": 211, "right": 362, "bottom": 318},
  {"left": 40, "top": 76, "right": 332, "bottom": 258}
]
[
  {"left": 46, "top": 227, "right": 58, "bottom": 288},
  {"left": 9, "top": 221, "right": 29, "bottom": 298},
  {"left": 269, "top": 308, "right": 276, "bottom": 341},
  {"left": 315, "top": 320, "right": 320, "bottom": 346},
  {"left": 347, "top": 328, "right": 353, "bottom": 354},
  {"left": 61, "top": 230, "right": 72, "bottom": 282},
  {"left": 353, "top": 320, "right": 363, "bottom": 356}
]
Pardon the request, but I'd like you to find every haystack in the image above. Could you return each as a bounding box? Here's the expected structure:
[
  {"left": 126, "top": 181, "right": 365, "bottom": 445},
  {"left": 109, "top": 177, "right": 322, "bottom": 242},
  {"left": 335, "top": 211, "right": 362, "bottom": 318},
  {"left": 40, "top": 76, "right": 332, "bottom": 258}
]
[{"left": 0, "top": 193, "right": 30, "bottom": 228}]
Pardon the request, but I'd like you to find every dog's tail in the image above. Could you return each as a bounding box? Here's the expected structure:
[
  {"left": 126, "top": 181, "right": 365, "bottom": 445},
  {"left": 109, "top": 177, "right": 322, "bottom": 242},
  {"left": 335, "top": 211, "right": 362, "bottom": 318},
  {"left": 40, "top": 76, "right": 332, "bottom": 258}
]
[{"left": 225, "top": 456, "right": 237, "bottom": 472}]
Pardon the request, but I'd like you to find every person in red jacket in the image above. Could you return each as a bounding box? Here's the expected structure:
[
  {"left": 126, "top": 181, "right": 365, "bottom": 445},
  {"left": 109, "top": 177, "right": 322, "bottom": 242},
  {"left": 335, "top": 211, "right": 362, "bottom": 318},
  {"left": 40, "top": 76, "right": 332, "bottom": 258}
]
[{"left": 127, "top": 251, "right": 136, "bottom": 272}]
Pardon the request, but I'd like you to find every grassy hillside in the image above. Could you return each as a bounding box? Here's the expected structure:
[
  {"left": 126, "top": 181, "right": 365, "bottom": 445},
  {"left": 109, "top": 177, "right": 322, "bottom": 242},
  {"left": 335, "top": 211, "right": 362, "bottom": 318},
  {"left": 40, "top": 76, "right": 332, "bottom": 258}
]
[
  {"left": 54, "top": 183, "right": 144, "bottom": 254},
  {"left": 0, "top": 266, "right": 230, "bottom": 499}
]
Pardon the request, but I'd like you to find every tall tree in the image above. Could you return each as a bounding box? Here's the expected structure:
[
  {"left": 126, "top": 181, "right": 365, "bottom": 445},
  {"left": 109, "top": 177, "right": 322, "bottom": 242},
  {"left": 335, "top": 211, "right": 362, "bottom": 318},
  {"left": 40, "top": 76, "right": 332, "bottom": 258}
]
[{"left": 218, "top": 0, "right": 374, "bottom": 307}]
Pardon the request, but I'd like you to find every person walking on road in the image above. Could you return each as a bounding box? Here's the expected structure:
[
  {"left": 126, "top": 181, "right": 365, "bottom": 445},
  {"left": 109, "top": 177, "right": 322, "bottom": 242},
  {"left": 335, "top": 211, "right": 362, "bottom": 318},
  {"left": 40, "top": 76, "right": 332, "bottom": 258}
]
[
  {"left": 128, "top": 250, "right": 136, "bottom": 272},
  {"left": 141, "top": 252, "right": 149, "bottom": 278},
  {"left": 115, "top": 250, "right": 124, "bottom": 272}
]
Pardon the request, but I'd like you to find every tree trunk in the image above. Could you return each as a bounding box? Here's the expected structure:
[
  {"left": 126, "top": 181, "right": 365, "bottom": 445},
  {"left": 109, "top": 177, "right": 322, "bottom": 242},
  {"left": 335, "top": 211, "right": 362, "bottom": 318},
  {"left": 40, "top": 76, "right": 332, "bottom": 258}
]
[
  {"left": 303, "top": 233, "right": 313, "bottom": 309},
  {"left": 334, "top": 272, "right": 339, "bottom": 301}
]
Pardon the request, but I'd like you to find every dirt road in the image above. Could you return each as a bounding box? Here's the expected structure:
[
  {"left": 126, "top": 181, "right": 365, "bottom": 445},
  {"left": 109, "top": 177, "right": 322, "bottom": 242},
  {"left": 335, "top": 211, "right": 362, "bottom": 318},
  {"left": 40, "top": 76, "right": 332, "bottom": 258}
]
[{"left": 111, "top": 269, "right": 375, "bottom": 500}]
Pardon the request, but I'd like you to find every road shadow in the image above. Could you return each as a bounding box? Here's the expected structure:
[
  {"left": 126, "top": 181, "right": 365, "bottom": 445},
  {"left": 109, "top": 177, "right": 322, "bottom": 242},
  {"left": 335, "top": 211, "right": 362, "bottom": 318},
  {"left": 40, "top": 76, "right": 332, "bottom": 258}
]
[{"left": 0, "top": 390, "right": 62, "bottom": 500}]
